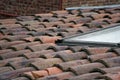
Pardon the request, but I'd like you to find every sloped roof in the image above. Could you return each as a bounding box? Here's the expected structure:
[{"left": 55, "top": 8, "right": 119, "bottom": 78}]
[{"left": 0, "top": 6, "right": 120, "bottom": 80}]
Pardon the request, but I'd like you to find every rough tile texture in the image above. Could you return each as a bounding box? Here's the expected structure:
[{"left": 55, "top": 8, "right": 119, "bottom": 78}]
[{"left": 0, "top": 6, "right": 120, "bottom": 80}]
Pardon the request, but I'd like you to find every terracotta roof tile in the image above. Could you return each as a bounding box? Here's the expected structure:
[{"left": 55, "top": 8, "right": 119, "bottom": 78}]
[
  {"left": 47, "top": 45, "right": 69, "bottom": 51},
  {"left": 26, "top": 43, "right": 56, "bottom": 52},
  {"left": 0, "top": 50, "right": 31, "bottom": 59},
  {"left": 9, "top": 42, "right": 40, "bottom": 51},
  {"left": 89, "top": 13, "right": 110, "bottom": 20},
  {"left": 22, "top": 37, "right": 38, "bottom": 42},
  {"left": 27, "top": 32, "right": 46, "bottom": 37},
  {"left": 84, "top": 21, "right": 109, "bottom": 28},
  {"left": 55, "top": 59, "right": 89, "bottom": 71},
  {"left": 79, "top": 12, "right": 98, "bottom": 17},
  {"left": 39, "top": 22, "right": 63, "bottom": 28},
  {"left": 11, "top": 77, "right": 30, "bottom": 80},
  {"left": 69, "top": 17, "right": 93, "bottom": 24},
  {"left": 8, "top": 58, "right": 44, "bottom": 69},
  {"left": 45, "top": 32, "right": 58, "bottom": 37},
  {"left": 57, "top": 31, "right": 79, "bottom": 37},
  {"left": 24, "top": 70, "right": 48, "bottom": 79},
  {"left": 97, "top": 56, "right": 120, "bottom": 67},
  {"left": 88, "top": 52, "right": 117, "bottom": 62},
  {"left": 107, "top": 13, "right": 120, "bottom": 19},
  {"left": 0, "top": 67, "right": 35, "bottom": 80},
  {"left": 16, "top": 21, "right": 40, "bottom": 26},
  {"left": 0, "top": 19, "right": 17, "bottom": 24},
  {"left": 51, "top": 10, "right": 69, "bottom": 16},
  {"left": 68, "top": 9, "right": 80, "bottom": 15},
  {"left": 34, "top": 13, "right": 53, "bottom": 18},
  {"left": 34, "top": 36, "right": 61, "bottom": 43},
  {"left": 22, "top": 50, "right": 54, "bottom": 59},
  {"left": 16, "top": 16, "right": 35, "bottom": 21},
  {"left": 81, "top": 47, "right": 110, "bottom": 55},
  {"left": 0, "top": 49, "right": 13, "bottom": 54},
  {"left": 45, "top": 67, "right": 63, "bottom": 75},
  {"left": 22, "top": 72, "right": 35, "bottom": 80},
  {"left": 0, "top": 57, "right": 27, "bottom": 67},
  {"left": 66, "top": 72, "right": 102, "bottom": 80},
  {"left": 37, "top": 72, "right": 75, "bottom": 80},
  {"left": 30, "top": 58, "right": 63, "bottom": 70},
  {"left": 69, "top": 62, "right": 105, "bottom": 75},
  {"left": 56, "top": 52, "right": 87, "bottom": 61},
  {"left": 0, "top": 67, "right": 14, "bottom": 74},
  {"left": 99, "top": 73, "right": 120, "bottom": 80},
  {"left": 0, "top": 6, "right": 119, "bottom": 80},
  {"left": 110, "top": 48, "right": 120, "bottom": 56},
  {"left": 109, "top": 17, "right": 120, "bottom": 23},
  {"left": 0, "top": 29, "right": 28, "bottom": 35},
  {"left": 92, "top": 67, "right": 120, "bottom": 74},
  {"left": 2, "top": 35, "right": 30, "bottom": 41},
  {"left": 67, "top": 46, "right": 83, "bottom": 52},
  {"left": 41, "top": 50, "right": 72, "bottom": 59},
  {"left": 0, "top": 41, "right": 25, "bottom": 49},
  {"left": 23, "top": 25, "right": 45, "bottom": 31},
  {"left": 0, "top": 24, "right": 22, "bottom": 29}
]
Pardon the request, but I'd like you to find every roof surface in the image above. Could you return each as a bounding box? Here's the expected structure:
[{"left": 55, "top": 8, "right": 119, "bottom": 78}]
[{"left": 0, "top": 5, "right": 120, "bottom": 80}]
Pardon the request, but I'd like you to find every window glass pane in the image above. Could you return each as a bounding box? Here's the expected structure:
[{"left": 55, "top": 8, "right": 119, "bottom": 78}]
[{"left": 65, "top": 25, "right": 120, "bottom": 44}]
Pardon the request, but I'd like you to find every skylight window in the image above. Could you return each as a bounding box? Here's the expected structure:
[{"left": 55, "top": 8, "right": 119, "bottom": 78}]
[
  {"left": 56, "top": 24, "right": 120, "bottom": 47},
  {"left": 66, "top": 4, "right": 120, "bottom": 10}
]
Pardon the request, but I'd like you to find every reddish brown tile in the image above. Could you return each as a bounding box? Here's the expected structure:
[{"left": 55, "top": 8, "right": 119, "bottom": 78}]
[
  {"left": 0, "top": 41, "right": 25, "bottom": 49},
  {"left": 47, "top": 45, "right": 69, "bottom": 51},
  {"left": 9, "top": 42, "right": 40, "bottom": 51},
  {"left": 67, "top": 72, "right": 102, "bottom": 80},
  {"left": 0, "top": 67, "right": 35, "bottom": 80},
  {"left": 82, "top": 47, "right": 110, "bottom": 55},
  {"left": 37, "top": 72, "right": 75, "bottom": 80},
  {"left": 22, "top": 72, "right": 35, "bottom": 80},
  {"left": 0, "top": 67, "right": 14, "bottom": 74},
  {"left": 53, "top": 23, "right": 74, "bottom": 28},
  {"left": 16, "top": 16, "right": 35, "bottom": 21},
  {"left": 34, "top": 13, "right": 53, "bottom": 18},
  {"left": 41, "top": 50, "right": 72, "bottom": 59},
  {"left": 67, "top": 46, "right": 83, "bottom": 52},
  {"left": 31, "top": 58, "right": 63, "bottom": 70},
  {"left": 2, "top": 35, "right": 30, "bottom": 41},
  {"left": 89, "top": 14, "right": 109, "bottom": 20},
  {"left": 34, "top": 36, "right": 61, "bottom": 43},
  {"left": 99, "top": 73, "right": 120, "bottom": 80},
  {"left": 8, "top": 58, "right": 44, "bottom": 69},
  {"left": 0, "top": 49, "right": 13, "bottom": 54},
  {"left": 56, "top": 52, "right": 87, "bottom": 61},
  {"left": 11, "top": 77, "right": 30, "bottom": 80},
  {"left": 69, "top": 63, "right": 105, "bottom": 75},
  {"left": 92, "top": 67, "right": 120, "bottom": 74},
  {"left": 39, "top": 22, "right": 63, "bottom": 28},
  {"left": 17, "top": 21, "right": 40, "bottom": 26},
  {"left": 55, "top": 59, "right": 89, "bottom": 71},
  {"left": 51, "top": 10, "right": 69, "bottom": 16},
  {"left": 0, "top": 50, "right": 31, "bottom": 59},
  {"left": 97, "top": 56, "right": 120, "bottom": 67},
  {"left": 21, "top": 50, "right": 54, "bottom": 59},
  {"left": 0, "top": 57, "right": 27, "bottom": 67},
  {"left": 26, "top": 43, "right": 56, "bottom": 52},
  {"left": 110, "top": 48, "right": 120, "bottom": 56},
  {"left": 45, "top": 67, "right": 63, "bottom": 75},
  {"left": 22, "top": 36, "right": 37, "bottom": 42},
  {"left": 0, "top": 19, "right": 17, "bottom": 24},
  {"left": 88, "top": 52, "right": 117, "bottom": 62},
  {"left": 0, "top": 24, "right": 22, "bottom": 29},
  {"left": 25, "top": 70, "right": 48, "bottom": 79}
]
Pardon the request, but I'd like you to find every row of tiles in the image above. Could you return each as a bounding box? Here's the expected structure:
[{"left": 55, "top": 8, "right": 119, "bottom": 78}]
[{"left": 0, "top": 6, "right": 120, "bottom": 80}]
